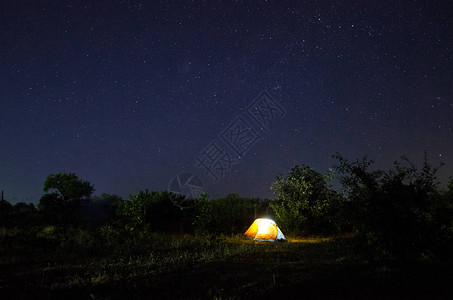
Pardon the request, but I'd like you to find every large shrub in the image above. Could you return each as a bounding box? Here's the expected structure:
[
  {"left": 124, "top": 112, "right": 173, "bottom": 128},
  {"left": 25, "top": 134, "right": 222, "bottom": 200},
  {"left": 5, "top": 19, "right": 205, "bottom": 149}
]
[
  {"left": 193, "top": 193, "right": 271, "bottom": 236},
  {"left": 334, "top": 153, "right": 452, "bottom": 262},
  {"left": 116, "top": 190, "right": 194, "bottom": 234},
  {"left": 270, "top": 165, "right": 340, "bottom": 235}
]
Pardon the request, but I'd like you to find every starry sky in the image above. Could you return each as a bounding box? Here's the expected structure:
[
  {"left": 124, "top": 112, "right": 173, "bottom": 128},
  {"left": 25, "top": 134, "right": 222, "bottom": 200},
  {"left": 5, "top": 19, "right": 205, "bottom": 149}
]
[{"left": 1, "top": 0, "right": 452, "bottom": 204}]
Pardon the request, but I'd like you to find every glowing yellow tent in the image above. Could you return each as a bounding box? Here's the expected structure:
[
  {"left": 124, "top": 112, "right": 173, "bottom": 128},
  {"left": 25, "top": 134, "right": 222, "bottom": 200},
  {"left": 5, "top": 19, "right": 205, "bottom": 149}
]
[{"left": 244, "top": 218, "right": 286, "bottom": 241}]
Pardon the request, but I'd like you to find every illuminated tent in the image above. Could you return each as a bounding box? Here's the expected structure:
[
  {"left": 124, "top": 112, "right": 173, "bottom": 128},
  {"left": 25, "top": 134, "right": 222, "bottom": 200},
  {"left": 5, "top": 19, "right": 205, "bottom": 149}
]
[{"left": 244, "top": 218, "right": 286, "bottom": 242}]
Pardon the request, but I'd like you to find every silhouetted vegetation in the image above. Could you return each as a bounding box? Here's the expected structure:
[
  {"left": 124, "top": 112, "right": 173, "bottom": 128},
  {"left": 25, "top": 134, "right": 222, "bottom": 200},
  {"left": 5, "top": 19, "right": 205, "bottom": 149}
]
[
  {"left": 193, "top": 193, "right": 271, "bottom": 236},
  {"left": 81, "top": 193, "right": 122, "bottom": 226},
  {"left": 0, "top": 200, "right": 40, "bottom": 227},
  {"left": 38, "top": 172, "right": 95, "bottom": 225},
  {"left": 1, "top": 153, "right": 453, "bottom": 299},
  {"left": 115, "top": 189, "right": 194, "bottom": 234},
  {"left": 333, "top": 153, "right": 453, "bottom": 263},
  {"left": 270, "top": 165, "right": 340, "bottom": 235}
]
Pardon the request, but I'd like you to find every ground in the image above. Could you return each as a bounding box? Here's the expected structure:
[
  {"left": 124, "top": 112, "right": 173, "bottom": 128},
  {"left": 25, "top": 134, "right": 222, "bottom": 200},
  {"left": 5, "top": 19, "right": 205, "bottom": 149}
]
[{"left": 1, "top": 229, "right": 452, "bottom": 299}]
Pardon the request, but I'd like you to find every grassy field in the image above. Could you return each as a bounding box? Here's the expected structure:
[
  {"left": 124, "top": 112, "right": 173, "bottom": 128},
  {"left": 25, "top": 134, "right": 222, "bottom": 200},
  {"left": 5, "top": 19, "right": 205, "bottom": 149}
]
[{"left": 1, "top": 227, "right": 452, "bottom": 299}]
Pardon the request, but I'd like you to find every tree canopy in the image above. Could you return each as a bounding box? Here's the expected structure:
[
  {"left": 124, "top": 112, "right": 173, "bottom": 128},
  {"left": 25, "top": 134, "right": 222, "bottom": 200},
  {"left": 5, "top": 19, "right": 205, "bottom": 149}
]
[
  {"left": 39, "top": 172, "right": 94, "bottom": 224},
  {"left": 270, "top": 165, "right": 339, "bottom": 235},
  {"left": 333, "top": 152, "right": 451, "bottom": 261},
  {"left": 43, "top": 172, "right": 94, "bottom": 202}
]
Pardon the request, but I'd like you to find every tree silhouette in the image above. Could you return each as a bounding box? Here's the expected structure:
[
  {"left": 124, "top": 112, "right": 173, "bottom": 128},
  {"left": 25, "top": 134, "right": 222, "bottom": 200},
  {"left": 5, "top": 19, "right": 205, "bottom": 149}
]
[
  {"left": 270, "top": 165, "right": 339, "bottom": 235},
  {"left": 39, "top": 172, "right": 94, "bottom": 225},
  {"left": 333, "top": 152, "right": 451, "bottom": 262}
]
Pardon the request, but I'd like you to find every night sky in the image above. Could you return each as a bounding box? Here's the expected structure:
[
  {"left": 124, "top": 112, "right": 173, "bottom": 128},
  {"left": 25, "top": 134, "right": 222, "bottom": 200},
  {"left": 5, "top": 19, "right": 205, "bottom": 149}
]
[{"left": 1, "top": 0, "right": 452, "bottom": 204}]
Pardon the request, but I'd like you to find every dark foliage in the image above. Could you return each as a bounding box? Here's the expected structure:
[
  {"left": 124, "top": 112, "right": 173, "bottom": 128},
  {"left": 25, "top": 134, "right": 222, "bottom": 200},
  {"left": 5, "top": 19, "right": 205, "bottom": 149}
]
[
  {"left": 0, "top": 200, "right": 40, "bottom": 227},
  {"left": 270, "top": 165, "right": 341, "bottom": 235},
  {"left": 4, "top": 157, "right": 452, "bottom": 266},
  {"left": 81, "top": 193, "right": 123, "bottom": 225},
  {"left": 38, "top": 172, "right": 94, "bottom": 225},
  {"left": 0, "top": 199, "right": 13, "bottom": 226},
  {"left": 116, "top": 190, "right": 195, "bottom": 234},
  {"left": 193, "top": 193, "right": 271, "bottom": 236},
  {"left": 334, "top": 152, "right": 453, "bottom": 262}
]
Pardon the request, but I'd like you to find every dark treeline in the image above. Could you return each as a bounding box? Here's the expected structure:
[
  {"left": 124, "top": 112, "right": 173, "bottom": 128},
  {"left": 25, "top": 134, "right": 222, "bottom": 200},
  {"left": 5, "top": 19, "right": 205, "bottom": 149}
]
[
  {"left": 1, "top": 152, "right": 453, "bottom": 263},
  {"left": 0, "top": 190, "right": 270, "bottom": 236}
]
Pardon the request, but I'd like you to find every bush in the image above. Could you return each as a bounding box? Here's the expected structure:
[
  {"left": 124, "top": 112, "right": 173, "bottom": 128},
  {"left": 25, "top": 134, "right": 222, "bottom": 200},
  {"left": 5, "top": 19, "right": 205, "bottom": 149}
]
[
  {"left": 193, "top": 193, "right": 271, "bottom": 236},
  {"left": 270, "top": 165, "right": 340, "bottom": 235},
  {"left": 116, "top": 190, "right": 194, "bottom": 235},
  {"left": 334, "top": 152, "right": 452, "bottom": 262}
]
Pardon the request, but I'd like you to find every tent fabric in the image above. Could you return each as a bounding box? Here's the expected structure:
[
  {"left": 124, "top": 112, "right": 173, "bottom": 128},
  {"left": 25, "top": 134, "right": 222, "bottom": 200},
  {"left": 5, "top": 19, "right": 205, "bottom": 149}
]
[{"left": 244, "top": 218, "right": 286, "bottom": 241}]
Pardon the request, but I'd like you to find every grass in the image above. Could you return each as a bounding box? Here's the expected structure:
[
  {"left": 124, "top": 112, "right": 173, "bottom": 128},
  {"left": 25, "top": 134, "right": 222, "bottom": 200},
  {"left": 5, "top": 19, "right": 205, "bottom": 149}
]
[{"left": 1, "top": 226, "right": 452, "bottom": 299}]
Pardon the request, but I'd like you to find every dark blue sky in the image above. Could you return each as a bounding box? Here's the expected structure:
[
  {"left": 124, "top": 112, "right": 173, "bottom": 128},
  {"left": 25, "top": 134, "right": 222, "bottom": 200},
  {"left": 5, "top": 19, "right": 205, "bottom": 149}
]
[{"left": 1, "top": 0, "right": 452, "bottom": 204}]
